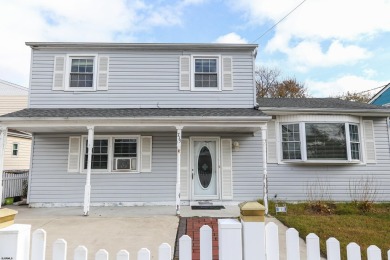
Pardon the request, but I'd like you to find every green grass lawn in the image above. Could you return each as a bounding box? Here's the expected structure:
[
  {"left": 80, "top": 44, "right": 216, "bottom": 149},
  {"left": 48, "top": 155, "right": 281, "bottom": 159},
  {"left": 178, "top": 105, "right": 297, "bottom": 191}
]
[{"left": 266, "top": 201, "right": 390, "bottom": 259}]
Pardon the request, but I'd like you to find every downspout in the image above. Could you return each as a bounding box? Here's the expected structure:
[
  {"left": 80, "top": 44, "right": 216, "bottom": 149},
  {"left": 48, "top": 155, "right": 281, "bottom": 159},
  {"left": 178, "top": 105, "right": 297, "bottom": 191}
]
[{"left": 252, "top": 48, "right": 258, "bottom": 107}]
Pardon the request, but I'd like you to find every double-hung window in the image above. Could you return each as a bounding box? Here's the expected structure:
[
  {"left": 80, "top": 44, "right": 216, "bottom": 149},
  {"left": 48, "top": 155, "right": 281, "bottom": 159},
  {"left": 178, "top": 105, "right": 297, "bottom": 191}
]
[
  {"left": 192, "top": 56, "right": 221, "bottom": 91},
  {"left": 82, "top": 136, "right": 140, "bottom": 173},
  {"left": 280, "top": 122, "right": 361, "bottom": 162},
  {"left": 84, "top": 139, "right": 109, "bottom": 170},
  {"left": 194, "top": 58, "right": 218, "bottom": 88},
  {"left": 65, "top": 55, "right": 97, "bottom": 91},
  {"left": 12, "top": 143, "right": 19, "bottom": 156},
  {"left": 70, "top": 58, "right": 94, "bottom": 88}
]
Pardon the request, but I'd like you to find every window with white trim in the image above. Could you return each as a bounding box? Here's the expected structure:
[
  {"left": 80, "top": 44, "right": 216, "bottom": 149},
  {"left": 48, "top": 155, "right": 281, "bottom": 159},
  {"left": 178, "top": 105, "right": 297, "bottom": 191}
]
[
  {"left": 81, "top": 136, "right": 140, "bottom": 173},
  {"left": 281, "top": 122, "right": 361, "bottom": 162},
  {"left": 70, "top": 58, "right": 94, "bottom": 88},
  {"left": 194, "top": 58, "right": 218, "bottom": 88},
  {"left": 65, "top": 55, "right": 97, "bottom": 91},
  {"left": 12, "top": 143, "right": 19, "bottom": 156},
  {"left": 192, "top": 56, "right": 221, "bottom": 91}
]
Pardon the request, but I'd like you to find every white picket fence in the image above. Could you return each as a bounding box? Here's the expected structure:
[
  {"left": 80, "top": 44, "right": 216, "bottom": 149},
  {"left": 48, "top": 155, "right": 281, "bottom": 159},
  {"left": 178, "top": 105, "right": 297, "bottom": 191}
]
[
  {"left": 27, "top": 221, "right": 390, "bottom": 260},
  {"left": 1, "top": 170, "right": 28, "bottom": 203}
]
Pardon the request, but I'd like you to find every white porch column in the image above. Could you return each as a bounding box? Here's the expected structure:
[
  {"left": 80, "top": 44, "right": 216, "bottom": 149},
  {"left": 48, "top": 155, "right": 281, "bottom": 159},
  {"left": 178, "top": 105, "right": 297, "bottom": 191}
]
[
  {"left": 261, "top": 126, "right": 268, "bottom": 215},
  {"left": 0, "top": 127, "right": 7, "bottom": 208},
  {"left": 83, "top": 126, "right": 94, "bottom": 216},
  {"left": 175, "top": 126, "right": 183, "bottom": 215}
]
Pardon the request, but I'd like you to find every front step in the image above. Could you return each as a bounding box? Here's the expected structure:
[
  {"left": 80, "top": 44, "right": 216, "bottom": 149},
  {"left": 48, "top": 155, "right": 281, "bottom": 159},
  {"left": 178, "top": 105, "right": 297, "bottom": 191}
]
[{"left": 190, "top": 200, "right": 223, "bottom": 206}]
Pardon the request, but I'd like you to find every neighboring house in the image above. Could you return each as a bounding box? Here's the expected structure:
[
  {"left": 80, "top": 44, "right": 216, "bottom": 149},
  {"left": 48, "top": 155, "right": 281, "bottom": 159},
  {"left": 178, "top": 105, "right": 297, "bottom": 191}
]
[
  {"left": 369, "top": 83, "right": 390, "bottom": 106},
  {"left": 0, "top": 43, "right": 389, "bottom": 214},
  {"left": 0, "top": 80, "right": 31, "bottom": 170},
  {"left": 0, "top": 42, "right": 269, "bottom": 214},
  {"left": 258, "top": 98, "right": 390, "bottom": 201}
]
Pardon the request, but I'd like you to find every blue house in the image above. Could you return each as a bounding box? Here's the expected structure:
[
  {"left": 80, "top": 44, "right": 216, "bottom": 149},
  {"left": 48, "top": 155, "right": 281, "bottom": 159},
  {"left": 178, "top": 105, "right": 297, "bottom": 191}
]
[{"left": 370, "top": 83, "right": 390, "bottom": 106}]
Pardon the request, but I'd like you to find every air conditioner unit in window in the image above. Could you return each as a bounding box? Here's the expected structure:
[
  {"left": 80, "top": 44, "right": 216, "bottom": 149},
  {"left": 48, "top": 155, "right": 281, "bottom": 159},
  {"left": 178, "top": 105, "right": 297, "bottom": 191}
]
[{"left": 114, "top": 158, "right": 137, "bottom": 171}]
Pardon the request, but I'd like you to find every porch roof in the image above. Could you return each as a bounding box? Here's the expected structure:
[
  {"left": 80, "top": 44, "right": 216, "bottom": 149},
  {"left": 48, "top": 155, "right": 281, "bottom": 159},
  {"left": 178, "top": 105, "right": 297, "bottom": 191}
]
[
  {"left": 0, "top": 108, "right": 269, "bottom": 133},
  {"left": 1, "top": 108, "right": 268, "bottom": 119}
]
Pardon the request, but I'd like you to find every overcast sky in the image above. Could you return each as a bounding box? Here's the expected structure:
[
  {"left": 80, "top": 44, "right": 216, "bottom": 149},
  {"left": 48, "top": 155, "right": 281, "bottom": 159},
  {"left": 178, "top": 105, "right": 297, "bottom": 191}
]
[{"left": 0, "top": 0, "right": 389, "bottom": 97}]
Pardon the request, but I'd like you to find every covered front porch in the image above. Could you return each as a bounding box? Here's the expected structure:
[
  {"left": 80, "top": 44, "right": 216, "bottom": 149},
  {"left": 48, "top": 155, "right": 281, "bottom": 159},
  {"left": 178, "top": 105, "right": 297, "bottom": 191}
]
[{"left": 0, "top": 108, "right": 270, "bottom": 215}]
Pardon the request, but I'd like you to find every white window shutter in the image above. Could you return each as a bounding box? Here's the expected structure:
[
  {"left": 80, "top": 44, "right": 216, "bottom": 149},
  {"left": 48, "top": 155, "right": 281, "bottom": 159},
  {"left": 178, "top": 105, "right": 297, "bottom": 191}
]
[
  {"left": 222, "top": 56, "right": 233, "bottom": 90},
  {"left": 141, "top": 136, "right": 152, "bottom": 172},
  {"left": 53, "top": 56, "right": 66, "bottom": 91},
  {"left": 267, "top": 120, "right": 278, "bottom": 163},
  {"left": 221, "top": 139, "right": 233, "bottom": 200},
  {"left": 180, "top": 139, "right": 190, "bottom": 200},
  {"left": 68, "top": 136, "right": 81, "bottom": 173},
  {"left": 97, "top": 56, "right": 109, "bottom": 91},
  {"left": 363, "top": 120, "right": 376, "bottom": 163},
  {"left": 179, "top": 56, "right": 190, "bottom": 90}
]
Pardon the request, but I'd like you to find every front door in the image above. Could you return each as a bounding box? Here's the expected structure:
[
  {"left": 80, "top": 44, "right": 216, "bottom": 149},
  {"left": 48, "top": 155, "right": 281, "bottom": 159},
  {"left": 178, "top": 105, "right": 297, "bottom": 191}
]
[{"left": 191, "top": 138, "right": 219, "bottom": 200}]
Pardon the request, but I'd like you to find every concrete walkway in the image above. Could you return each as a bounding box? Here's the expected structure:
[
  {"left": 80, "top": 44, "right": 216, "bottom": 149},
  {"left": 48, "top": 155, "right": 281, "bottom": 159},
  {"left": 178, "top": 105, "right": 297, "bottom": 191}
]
[
  {"left": 9, "top": 205, "right": 325, "bottom": 260},
  {"left": 11, "top": 205, "right": 179, "bottom": 260}
]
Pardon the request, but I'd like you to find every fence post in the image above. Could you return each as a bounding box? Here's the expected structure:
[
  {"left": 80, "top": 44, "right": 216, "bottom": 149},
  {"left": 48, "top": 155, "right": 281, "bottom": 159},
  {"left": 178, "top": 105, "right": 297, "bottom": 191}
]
[
  {"left": 0, "top": 223, "right": 31, "bottom": 260},
  {"left": 200, "top": 225, "right": 212, "bottom": 260},
  {"left": 31, "top": 229, "right": 47, "bottom": 260},
  {"left": 116, "top": 250, "right": 129, "bottom": 260},
  {"left": 158, "top": 243, "right": 171, "bottom": 260},
  {"left": 367, "top": 245, "right": 381, "bottom": 260},
  {"left": 240, "top": 201, "right": 265, "bottom": 260},
  {"left": 179, "top": 235, "right": 192, "bottom": 260},
  {"left": 218, "top": 219, "right": 242, "bottom": 260},
  {"left": 286, "top": 228, "right": 300, "bottom": 260},
  {"left": 137, "top": 248, "right": 150, "bottom": 260},
  {"left": 96, "top": 249, "right": 109, "bottom": 260},
  {"left": 265, "top": 222, "right": 279, "bottom": 260},
  {"left": 306, "top": 233, "right": 320, "bottom": 260},
  {"left": 74, "top": 246, "right": 88, "bottom": 260},
  {"left": 53, "top": 239, "right": 67, "bottom": 260},
  {"left": 326, "top": 237, "right": 341, "bottom": 260},
  {"left": 346, "top": 242, "right": 361, "bottom": 260}
]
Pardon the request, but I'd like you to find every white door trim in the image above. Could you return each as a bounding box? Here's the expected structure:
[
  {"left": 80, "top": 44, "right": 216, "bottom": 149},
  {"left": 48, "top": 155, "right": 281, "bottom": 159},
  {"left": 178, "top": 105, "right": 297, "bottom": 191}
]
[{"left": 190, "top": 136, "right": 221, "bottom": 201}]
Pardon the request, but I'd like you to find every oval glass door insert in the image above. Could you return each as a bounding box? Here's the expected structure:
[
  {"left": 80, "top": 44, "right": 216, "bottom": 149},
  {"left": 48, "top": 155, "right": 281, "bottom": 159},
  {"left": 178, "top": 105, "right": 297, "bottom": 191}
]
[{"left": 198, "top": 146, "right": 213, "bottom": 188}]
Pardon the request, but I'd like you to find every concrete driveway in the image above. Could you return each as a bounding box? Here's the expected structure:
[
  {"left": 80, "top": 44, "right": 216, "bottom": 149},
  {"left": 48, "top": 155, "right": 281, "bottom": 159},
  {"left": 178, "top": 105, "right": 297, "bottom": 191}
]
[{"left": 11, "top": 205, "right": 179, "bottom": 260}]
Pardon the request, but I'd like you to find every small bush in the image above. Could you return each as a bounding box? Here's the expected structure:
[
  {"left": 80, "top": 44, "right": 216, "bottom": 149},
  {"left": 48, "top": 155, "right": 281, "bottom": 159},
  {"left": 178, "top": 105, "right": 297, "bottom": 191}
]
[{"left": 349, "top": 176, "right": 378, "bottom": 213}]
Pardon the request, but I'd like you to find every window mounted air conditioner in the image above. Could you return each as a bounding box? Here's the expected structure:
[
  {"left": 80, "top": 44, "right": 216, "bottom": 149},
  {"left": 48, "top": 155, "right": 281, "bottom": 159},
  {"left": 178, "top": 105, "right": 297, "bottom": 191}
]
[{"left": 114, "top": 158, "right": 136, "bottom": 171}]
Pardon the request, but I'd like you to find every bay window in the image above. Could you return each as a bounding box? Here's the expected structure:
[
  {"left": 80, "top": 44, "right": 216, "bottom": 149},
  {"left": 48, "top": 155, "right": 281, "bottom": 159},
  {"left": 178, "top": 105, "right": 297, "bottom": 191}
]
[{"left": 281, "top": 122, "right": 361, "bottom": 162}]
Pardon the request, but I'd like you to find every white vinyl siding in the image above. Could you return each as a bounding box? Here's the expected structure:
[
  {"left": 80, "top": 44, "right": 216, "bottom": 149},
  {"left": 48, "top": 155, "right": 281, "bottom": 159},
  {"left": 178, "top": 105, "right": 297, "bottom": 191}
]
[
  {"left": 221, "top": 139, "right": 233, "bottom": 200},
  {"left": 141, "top": 136, "right": 152, "bottom": 172},
  {"left": 180, "top": 139, "right": 190, "bottom": 200}
]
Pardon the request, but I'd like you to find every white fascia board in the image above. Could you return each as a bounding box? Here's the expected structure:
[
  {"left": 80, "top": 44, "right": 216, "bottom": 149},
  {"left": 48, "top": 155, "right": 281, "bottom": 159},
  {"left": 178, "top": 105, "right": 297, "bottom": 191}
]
[{"left": 258, "top": 108, "right": 390, "bottom": 116}]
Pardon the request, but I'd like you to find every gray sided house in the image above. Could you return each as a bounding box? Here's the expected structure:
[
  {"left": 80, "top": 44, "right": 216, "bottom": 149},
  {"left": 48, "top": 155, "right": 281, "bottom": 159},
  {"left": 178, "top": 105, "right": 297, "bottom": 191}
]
[
  {"left": 0, "top": 42, "right": 389, "bottom": 215},
  {"left": 258, "top": 98, "right": 390, "bottom": 202},
  {"left": 0, "top": 43, "right": 270, "bottom": 214}
]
